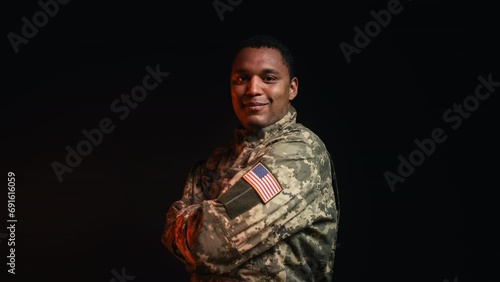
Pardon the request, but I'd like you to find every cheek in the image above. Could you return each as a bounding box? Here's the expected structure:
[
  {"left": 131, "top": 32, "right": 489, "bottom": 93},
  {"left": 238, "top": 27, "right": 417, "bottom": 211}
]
[
  {"left": 269, "top": 90, "right": 290, "bottom": 105},
  {"left": 231, "top": 87, "right": 245, "bottom": 99},
  {"left": 231, "top": 98, "right": 241, "bottom": 111},
  {"left": 230, "top": 92, "right": 241, "bottom": 104}
]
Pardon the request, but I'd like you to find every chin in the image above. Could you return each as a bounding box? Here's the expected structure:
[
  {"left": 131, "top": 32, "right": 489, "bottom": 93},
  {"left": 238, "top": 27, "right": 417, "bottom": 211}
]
[{"left": 244, "top": 119, "right": 268, "bottom": 131}]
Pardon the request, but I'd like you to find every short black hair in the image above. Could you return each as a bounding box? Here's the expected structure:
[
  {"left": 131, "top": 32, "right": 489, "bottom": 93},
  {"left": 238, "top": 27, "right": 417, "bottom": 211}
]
[{"left": 231, "top": 34, "right": 296, "bottom": 80}]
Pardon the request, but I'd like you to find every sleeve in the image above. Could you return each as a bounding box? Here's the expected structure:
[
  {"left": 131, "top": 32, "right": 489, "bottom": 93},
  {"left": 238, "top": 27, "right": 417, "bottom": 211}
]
[
  {"left": 162, "top": 138, "right": 338, "bottom": 275},
  {"left": 161, "top": 160, "right": 206, "bottom": 267}
]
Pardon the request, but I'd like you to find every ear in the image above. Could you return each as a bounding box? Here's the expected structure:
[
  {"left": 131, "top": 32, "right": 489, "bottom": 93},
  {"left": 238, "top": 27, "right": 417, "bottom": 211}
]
[{"left": 288, "top": 77, "right": 298, "bottom": 101}]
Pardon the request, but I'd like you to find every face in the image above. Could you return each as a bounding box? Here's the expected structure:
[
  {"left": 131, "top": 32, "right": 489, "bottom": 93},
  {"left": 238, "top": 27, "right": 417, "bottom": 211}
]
[{"left": 231, "top": 47, "right": 298, "bottom": 133}]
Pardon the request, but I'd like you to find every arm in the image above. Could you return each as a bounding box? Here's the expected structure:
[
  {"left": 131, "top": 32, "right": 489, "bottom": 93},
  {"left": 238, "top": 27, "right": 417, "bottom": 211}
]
[
  {"left": 161, "top": 161, "right": 206, "bottom": 267},
  {"left": 162, "top": 139, "right": 338, "bottom": 274}
]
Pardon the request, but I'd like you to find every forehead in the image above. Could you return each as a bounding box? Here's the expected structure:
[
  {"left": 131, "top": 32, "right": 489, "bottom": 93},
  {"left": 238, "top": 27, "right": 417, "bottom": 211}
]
[{"left": 232, "top": 47, "right": 287, "bottom": 73}]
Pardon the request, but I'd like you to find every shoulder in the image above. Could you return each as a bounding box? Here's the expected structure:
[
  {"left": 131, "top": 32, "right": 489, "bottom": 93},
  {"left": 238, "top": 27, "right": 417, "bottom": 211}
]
[
  {"left": 273, "top": 123, "right": 328, "bottom": 154},
  {"left": 261, "top": 124, "right": 333, "bottom": 190},
  {"left": 265, "top": 123, "right": 330, "bottom": 165}
]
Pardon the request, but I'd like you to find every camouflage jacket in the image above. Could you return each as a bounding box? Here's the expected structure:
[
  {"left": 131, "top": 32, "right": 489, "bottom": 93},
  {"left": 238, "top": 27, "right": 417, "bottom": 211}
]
[{"left": 162, "top": 107, "right": 339, "bottom": 281}]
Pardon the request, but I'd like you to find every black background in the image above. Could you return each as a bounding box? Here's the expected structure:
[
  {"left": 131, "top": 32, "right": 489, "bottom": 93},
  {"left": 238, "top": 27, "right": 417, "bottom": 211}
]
[{"left": 2, "top": 0, "right": 499, "bottom": 281}]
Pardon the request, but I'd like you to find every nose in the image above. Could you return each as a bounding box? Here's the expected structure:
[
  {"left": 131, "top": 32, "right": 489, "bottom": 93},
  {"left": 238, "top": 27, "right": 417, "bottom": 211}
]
[{"left": 246, "top": 76, "right": 262, "bottom": 96}]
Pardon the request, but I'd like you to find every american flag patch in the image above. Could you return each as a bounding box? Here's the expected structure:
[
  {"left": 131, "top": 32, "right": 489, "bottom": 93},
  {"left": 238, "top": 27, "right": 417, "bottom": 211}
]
[{"left": 243, "top": 163, "right": 282, "bottom": 203}]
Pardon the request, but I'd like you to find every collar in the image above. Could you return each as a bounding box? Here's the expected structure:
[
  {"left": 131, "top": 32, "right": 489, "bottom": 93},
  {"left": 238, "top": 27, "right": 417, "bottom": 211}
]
[{"left": 234, "top": 106, "right": 297, "bottom": 149}]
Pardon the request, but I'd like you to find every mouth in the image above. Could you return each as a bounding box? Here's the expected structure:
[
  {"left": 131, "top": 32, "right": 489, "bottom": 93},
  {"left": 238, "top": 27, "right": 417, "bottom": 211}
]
[{"left": 244, "top": 102, "right": 269, "bottom": 111}]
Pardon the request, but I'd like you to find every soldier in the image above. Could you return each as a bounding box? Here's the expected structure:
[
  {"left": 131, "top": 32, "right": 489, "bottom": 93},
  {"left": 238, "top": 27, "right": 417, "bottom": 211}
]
[{"left": 162, "top": 34, "right": 340, "bottom": 281}]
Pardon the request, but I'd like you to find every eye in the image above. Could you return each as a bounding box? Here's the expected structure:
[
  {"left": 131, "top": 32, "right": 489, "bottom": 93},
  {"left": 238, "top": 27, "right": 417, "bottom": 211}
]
[
  {"left": 233, "top": 75, "right": 248, "bottom": 84},
  {"left": 263, "top": 76, "right": 276, "bottom": 82}
]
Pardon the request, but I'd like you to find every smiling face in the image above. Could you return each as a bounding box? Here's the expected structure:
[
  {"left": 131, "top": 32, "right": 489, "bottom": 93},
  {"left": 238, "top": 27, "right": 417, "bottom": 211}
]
[{"left": 231, "top": 47, "right": 298, "bottom": 133}]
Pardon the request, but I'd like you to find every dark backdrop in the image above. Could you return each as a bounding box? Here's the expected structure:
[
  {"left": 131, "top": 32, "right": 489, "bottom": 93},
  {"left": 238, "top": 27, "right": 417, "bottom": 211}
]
[{"left": 2, "top": 0, "right": 499, "bottom": 281}]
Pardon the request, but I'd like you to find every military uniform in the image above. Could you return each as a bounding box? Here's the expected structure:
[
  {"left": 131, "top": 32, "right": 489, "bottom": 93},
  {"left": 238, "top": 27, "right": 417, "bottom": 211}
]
[{"left": 162, "top": 107, "right": 339, "bottom": 281}]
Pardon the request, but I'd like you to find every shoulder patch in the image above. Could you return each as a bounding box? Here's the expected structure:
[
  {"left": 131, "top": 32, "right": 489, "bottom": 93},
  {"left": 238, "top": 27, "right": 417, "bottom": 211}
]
[{"left": 243, "top": 163, "right": 282, "bottom": 203}]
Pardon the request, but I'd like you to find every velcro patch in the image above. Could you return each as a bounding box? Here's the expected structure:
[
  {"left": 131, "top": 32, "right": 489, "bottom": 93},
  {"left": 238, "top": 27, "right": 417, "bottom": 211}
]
[{"left": 243, "top": 163, "right": 282, "bottom": 203}]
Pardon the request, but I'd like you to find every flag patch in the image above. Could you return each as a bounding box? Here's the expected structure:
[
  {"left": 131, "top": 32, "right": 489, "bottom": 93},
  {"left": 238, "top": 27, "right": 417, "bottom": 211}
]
[{"left": 243, "top": 163, "right": 282, "bottom": 203}]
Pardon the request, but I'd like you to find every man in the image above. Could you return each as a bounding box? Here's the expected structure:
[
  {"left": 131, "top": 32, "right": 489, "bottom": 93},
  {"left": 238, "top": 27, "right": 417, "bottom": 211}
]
[{"left": 162, "top": 34, "right": 340, "bottom": 281}]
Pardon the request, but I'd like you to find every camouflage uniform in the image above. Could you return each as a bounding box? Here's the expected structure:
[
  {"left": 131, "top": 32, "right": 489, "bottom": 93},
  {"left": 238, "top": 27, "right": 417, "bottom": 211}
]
[{"left": 162, "top": 106, "right": 339, "bottom": 281}]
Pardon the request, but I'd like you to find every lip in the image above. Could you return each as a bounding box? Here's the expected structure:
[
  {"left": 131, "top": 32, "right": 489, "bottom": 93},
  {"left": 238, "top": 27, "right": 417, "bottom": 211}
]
[{"left": 244, "top": 102, "right": 269, "bottom": 111}]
